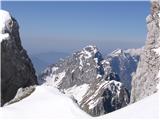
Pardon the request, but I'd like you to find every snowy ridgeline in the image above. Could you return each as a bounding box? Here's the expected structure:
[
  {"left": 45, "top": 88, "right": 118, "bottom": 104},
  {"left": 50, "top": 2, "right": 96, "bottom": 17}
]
[{"left": 0, "top": 85, "right": 159, "bottom": 119}]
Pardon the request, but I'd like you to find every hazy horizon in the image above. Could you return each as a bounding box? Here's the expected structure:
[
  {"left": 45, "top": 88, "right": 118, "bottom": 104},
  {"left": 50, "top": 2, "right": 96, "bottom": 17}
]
[{"left": 2, "top": 1, "right": 150, "bottom": 55}]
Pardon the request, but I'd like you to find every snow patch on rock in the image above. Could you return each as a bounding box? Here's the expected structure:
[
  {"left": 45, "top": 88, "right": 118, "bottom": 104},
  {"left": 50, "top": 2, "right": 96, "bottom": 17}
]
[
  {"left": 109, "top": 49, "right": 124, "bottom": 57},
  {"left": 0, "top": 10, "right": 11, "bottom": 42},
  {"left": 64, "top": 84, "right": 90, "bottom": 104},
  {"left": 44, "top": 71, "right": 66, "bottom": 87},
  {"left": 52, "top": 67, "right": 59, "bottom": 72},
  {"left": 84, "top": 80, "right": 123, "bottom": 110},
  {"left": 153, "top": 47, "right": 160, "bottom": 55}
]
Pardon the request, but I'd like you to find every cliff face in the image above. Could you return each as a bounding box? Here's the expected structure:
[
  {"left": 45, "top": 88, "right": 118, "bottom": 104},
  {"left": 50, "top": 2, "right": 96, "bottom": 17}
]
[
  {"left": 1, "top": 10, "right": 37, "bottom": 106},
  {"left": 131, "top": 0, "right": 160, "bottom": 103},
  {"left": 106, "top": 48, "right": 141, "bottom": 92}
]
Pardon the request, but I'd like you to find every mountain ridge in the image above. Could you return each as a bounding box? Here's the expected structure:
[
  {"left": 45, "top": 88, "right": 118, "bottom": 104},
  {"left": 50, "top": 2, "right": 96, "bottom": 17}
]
[{"left": 40, "top": 45, "right": 130, "bottom": 116}]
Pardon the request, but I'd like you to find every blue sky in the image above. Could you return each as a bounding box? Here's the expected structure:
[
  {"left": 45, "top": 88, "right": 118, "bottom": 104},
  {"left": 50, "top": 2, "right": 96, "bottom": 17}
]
[{"left": 2, "top": 1, "right": 150, "bottom": 55}]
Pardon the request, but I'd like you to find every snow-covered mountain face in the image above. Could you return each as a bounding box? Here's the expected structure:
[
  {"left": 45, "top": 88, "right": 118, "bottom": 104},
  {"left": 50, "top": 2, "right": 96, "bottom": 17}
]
[
  {"left": 106, "top": 48, "right": 142, "bottom": 92},
  {"left": 131, "top": 0, "right": 160, "bottom": 103},
  {"left": 79, "top": 79, "right": 129, "bottom": 116},
  {"left": 40, "top": 45, "right": 130, "bottom": 116},
  {"left": 1, "top": 10, "right": 37, "bottom": 106},
  {"left": 40, "top": 45, "right": 105, "bottom": 87}
]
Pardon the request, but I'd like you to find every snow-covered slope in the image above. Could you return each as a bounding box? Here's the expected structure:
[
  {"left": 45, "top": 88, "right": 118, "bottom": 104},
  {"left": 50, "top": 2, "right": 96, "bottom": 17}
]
[
  {"left": 0, "top": 86, "right": 90, "bottom": 119},
  {"left": 0, "top": 85, "right": 159, "bottom": 119},
  {"left": 99, "top": 92, "right": 159, "bottom": 119}
]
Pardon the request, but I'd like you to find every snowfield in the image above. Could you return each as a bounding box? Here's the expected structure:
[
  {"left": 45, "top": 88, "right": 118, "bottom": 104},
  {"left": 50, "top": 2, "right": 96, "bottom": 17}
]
[
  {"left": 0, "top": 86, "right": 90, "bottom": 119},
  {"left": 0, "top": 85, "right": 159, "bottom": 120},
  {"left": 98, "top": 91, "right": 159, "bottom": 119}
]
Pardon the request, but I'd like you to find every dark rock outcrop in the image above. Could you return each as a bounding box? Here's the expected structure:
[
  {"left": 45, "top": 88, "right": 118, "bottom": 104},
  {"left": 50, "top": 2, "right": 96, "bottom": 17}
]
[{"left": 1, "top": 10, "right": 37, "bottom": 106}]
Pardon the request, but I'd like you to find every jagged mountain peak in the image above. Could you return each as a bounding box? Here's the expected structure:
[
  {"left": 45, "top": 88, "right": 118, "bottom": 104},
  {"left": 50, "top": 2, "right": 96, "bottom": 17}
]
[
  {"left": 39, "top": 45, "right": 129, "bottom": 116},
  {"left": 1, "top": 10, "right": 37, "bottom": 106},
  {"left": 73, "top": 45, "right": 99, "bottom": 60},
  {"left": 83, "top": 45, "right": 98, "bottom": 53},
  {"left": 39, "top": 45, "right": 105, "bottom": 86}
]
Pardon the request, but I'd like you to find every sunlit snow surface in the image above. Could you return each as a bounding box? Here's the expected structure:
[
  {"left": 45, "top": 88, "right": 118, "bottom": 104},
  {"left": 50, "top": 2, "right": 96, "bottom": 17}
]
[
  {"left": 99, "top": 92, "right": 159, "bottom": 119},
  {"left": 0, "top": 10, "right": 11, "bottom": 42},
  {"left": 44, "top": 71, "right": 66, "bottom": 87},
  {"left": 64, "top": 84, "right": 90, "bottom": 104},
  {"left": 0, "top": 85, "right": 159, "bottom": 119},
  {"left": 0, "top": 86, "right": 90, "bottom": 119}
]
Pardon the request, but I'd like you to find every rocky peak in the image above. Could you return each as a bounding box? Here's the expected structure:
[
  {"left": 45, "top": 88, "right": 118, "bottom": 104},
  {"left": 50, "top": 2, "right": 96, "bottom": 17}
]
[
  {"left": 40, "top": 45, "right": 129, "bottom": 116},
  {"left": 151, "top": 0, "right": 160, "bottom": 15},
  {"left": 72, "top": 45, "right": 103, "bottom": 73},
  {"left": 74, "top": 45, "right": 95, "bottom": 59},
  {"left": 1, "top": 10, "right": 37, "bottom": 106},
  {"left": 81, "top": 45, "right": 98, "bottom": 56},
  {"left": 130, "top": 0, "right": 160, "bottom": 103},
  {"left": 39, "top": 45, "right": 105, "bottom": 87}
]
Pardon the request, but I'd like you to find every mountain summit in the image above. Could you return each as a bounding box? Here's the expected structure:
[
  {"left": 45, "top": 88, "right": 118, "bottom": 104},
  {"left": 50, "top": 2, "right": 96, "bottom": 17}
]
[
  {"left": 40, "top": 45, "right": 129, "bottom": 116},
  {"left": 1, "top": 10, "right": 37, "bottom": 106}
]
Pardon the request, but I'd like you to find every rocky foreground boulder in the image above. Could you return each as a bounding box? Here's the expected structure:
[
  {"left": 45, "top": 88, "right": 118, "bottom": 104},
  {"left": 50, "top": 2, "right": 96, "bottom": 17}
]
[
  {"left": 131, "top": 0, "right": 160, "bottom": 103},
  {"left": 1, "top": 10, "right": 37, "bottom": 106}
]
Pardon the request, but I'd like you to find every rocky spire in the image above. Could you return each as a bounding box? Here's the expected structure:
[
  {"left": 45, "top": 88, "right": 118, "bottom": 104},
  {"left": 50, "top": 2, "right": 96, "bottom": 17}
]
[
  {"left": 130, "top": 0, "right": 160, "bottom": 103},
  {"left": 1, "top": 10, "right": 38, "bottom": 106}
]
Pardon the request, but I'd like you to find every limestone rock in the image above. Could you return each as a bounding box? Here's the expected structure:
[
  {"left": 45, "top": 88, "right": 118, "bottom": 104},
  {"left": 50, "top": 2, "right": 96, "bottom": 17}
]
[{"left": 130, "top": 0, "right": 160, "bottom": 103}]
